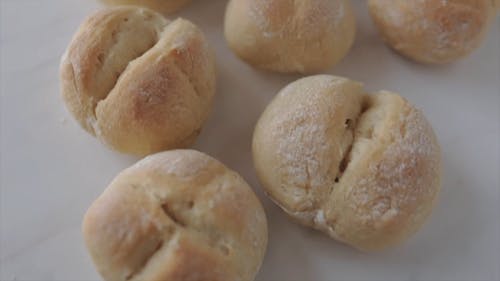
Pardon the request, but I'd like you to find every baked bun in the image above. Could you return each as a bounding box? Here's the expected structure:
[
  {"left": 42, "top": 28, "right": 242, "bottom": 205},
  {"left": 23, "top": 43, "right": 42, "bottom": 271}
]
[
  {"left": 83, "top": 150, "right": 268, "bottom": 281},
  {"left": 224, "top": 0, "right": 356, "bottom": 73},
  {"left": 368, "top": 0, "right": 496, "bottom": 64},
  {"left": 252, "top": 75, "right": 442, "bottom": 251},
  {"left": 100, "top": 0, "right": 191, "bottom": 14},
  {"left": 60, "top": 7, "right": 216, "bottom": 156}
]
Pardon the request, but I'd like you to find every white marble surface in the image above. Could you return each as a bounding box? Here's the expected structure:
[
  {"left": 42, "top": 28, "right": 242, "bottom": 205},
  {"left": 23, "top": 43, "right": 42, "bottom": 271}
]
[{"left": 1, "top": 1, "right": 499, "bottom": 280}]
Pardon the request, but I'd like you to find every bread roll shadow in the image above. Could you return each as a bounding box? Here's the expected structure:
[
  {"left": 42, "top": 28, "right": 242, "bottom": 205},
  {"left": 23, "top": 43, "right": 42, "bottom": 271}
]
[
  {"left": 326, "top": 0, "right": 393, "bottom": 85},
  {"left": 402, "top": 151, "right": 479, "bottom": 261},
  {"left": 172, "top": 0, "right": 226, "bottom": 28},
  {"left": 193, "top": 62, "right": 277, "bottom": 199},
  {"left": 257, "top": 205, "right": 320, "bottom": 280},
  {"left": 348, "top": 151, "right": 480, "bottom": 269},
  {"left": 256, "top": 146, "right": 463, "bottom": 279}
]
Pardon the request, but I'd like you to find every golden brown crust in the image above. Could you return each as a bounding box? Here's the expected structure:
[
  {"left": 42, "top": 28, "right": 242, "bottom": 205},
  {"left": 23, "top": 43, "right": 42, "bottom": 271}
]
[
  {"left": 83, "top": 150, "right": 268, "bottom": 281},
  {"left": 60, "top": 7, "right": 167, "bottom": 133},
  {"left": 60, "top": 7, "right": 216, "bottom": 155},
  {"left": 100, "top": 0, "right": 191, "bottom": 14},
  {"left": 368, "top": 0, "right": 495, "bottom": 64},
  {"left": 252, "top": 75, "right": 442, "bottom": 251},
  {"left": 224, "top": 0, "right": 356, "bottom": 73}
]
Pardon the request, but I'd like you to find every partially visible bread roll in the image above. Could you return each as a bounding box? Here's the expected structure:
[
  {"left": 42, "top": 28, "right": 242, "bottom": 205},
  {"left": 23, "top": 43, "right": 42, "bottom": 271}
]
[
  {"left": 83, "top": 150, "right": 268, "bottom": 281},
  {"left": 224, "top": 0, "right": 356, "bottom": 73},
  {"left": 100, "top": 0, "right": 191, "bottom": 14},
  {"left": 368, "top": 0, "right": 496, "bottom": 64},
  {"left": 60, "top": 7, "right": 216, "bottom": 156},
  {"left": 252, "top": 75, "right": 442, "bottom": 251}
]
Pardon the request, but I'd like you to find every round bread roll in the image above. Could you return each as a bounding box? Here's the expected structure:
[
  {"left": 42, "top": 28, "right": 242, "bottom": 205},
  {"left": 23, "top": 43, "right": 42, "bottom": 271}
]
[
  {"left": 368, "top": 0, "right": 496, "bottom": 64},
  {"left": 224, "top": 0, "right": 356, "bottom": 73},
  {"left": 83, "top": 150, "right": 268, "bottom": 281},
  {"left": 252, "top": 75, "right": 442, "bottom": 251},
  {"left": 100, "top": 0, "right": 191, "bottom": 14},
  {"left": 60, "top": 7, "right": 216, "bottom": 156}
]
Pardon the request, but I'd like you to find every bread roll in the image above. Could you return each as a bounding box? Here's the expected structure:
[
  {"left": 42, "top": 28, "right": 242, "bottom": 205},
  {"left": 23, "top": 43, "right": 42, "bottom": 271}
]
[
  {"left": 60, "top": 7, "right": 216, "bottom": 156},
  {"left": 252, "top": 75, "right": 442, "bottom": 251},
  {"left": 368, "top": 0, "right": 496, "bottom": 64},
  {"left": 224, "top": 0, "right": 356, "bottom": 73},
  {"left": 83, "top": 150, "right": 268, "bottom": 281},
  {"left": 100, "top": 0, "right": 191, "bottom": 14}
]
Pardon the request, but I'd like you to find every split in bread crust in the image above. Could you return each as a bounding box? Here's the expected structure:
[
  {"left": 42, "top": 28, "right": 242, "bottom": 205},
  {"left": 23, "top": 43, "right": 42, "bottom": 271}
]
[
  {"left": 61, "top": 7, "right": 216, "bottom": 155},
  {"left": 83, "top": 150, "right": 268, "bottom": 281},
  {"left": 252, "top": 75, "right": 442, "bottom": 251}
]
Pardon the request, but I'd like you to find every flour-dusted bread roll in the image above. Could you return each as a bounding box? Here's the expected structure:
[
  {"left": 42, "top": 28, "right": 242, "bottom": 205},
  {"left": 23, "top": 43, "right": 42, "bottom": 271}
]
[
  {"left": 368, "top": 0, "right": 496, "bottom": 64},
  {"left": 252, "top": 75, "right": 442, "bottom": 251},
  {"left": 83, "top": 150, "right": 268, "bottom": 281},
  {"left": 224, "top": 0, "right": 356, "bottom": 73},
  {"left": 60, "top": 7, "right": 216, "bottom": 156},
  {"left": 100, "top": 0, "right": 191, "bottom": 14}
]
